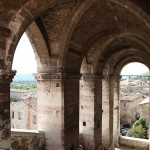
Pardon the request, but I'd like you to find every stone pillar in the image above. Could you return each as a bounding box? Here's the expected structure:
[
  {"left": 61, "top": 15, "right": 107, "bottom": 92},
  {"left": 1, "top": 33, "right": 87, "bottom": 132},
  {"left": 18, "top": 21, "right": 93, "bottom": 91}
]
[
  {"left": 102, "top": 76, "right": 121, "bottom": 149},
  {"left": 102, "top": 76, "right": 114, "bottom": 149},
  {"left": 80, "top": 74, "right": 102, "bottom": 149},
  {"left": 0, "top": 70, "right": 16, "bottom": 149},
  {"left": 113, "top": 76, "right": 121, "bottom": 147},
  {"left": 35, "top": 73, "right": 81, "bottom": 150}
]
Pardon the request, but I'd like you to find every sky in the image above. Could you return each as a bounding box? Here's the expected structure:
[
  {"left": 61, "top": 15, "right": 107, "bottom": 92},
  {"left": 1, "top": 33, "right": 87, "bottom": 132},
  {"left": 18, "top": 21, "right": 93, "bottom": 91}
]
[
  {"left": 12, "top": 33, "right": 37, "bottom": 73},
  {"left": 121, "top": 62, "right": 149, "bottom": 75},
  {"left": 12, "top": 33, "right": 149, "bottom": 75}
]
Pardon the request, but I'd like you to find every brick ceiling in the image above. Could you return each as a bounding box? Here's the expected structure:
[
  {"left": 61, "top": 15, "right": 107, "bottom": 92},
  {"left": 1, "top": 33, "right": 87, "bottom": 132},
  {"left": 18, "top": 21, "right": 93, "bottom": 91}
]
[{"left": 1, "top": 0, "right": 150, "bottom": 73}]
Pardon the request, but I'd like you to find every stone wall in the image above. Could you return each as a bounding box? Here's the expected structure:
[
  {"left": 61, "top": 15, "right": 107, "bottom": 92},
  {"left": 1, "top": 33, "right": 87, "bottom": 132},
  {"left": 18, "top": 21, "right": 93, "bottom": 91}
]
[
  {"left": 10, "top": 89, "right": 36, "bottom": 102},
  {"left": 11, "top": 94, "right": 37, "bottom": 130},
  {"left": 119, "top": 136, "right": 149, "bottom": 150},
  {"left": 102, "top": 78, "right": 111, "bottom": 147},
  {"left": 120, "top": 94, "right": 142, "bottom": 125},
  {"left": 139, "top": 98, "right": 149, "bottom": 127},
  {"left": 79, "top": 75, "right": 102, "bottom": 149},
  {"left": 11, "top": 129, "right": 45, "bottom": 150}
]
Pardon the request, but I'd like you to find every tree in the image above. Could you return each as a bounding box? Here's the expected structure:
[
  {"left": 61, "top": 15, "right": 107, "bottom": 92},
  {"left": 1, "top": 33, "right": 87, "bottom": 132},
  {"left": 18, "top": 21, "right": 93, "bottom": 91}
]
[
  {"left": 127, "top": 87, "right": 134, "bottom": 93},
  {"left": 128, "top": 117, "right": 148, "bottom": 139}
]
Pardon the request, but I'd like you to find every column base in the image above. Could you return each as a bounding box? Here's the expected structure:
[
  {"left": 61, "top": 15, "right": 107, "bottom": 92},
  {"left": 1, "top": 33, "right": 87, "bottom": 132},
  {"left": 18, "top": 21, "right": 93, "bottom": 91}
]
[
  {"left": 97, "top": 143, "right": 104, "bottom": 150},
  {"left": 104, "top": 143, "right": 115, "bottom": 150},
  {"left": 76, "top": 145, "right": 83, "bottom": 150}
]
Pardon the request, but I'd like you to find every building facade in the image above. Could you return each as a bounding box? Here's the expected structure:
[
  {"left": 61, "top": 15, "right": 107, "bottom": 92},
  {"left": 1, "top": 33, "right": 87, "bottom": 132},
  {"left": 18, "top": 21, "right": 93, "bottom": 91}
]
[
  {"left": 120, "top": 93, "right": 142, "bottom": 125},
  {"left": 10, "top": 89, "right": 36, "bottom": 102},
  {"left": 139, "top": 97, "right": 149, "bottom": 127},
  {"left": 11, "top": 93, "right": 37, "bottom": 130}
]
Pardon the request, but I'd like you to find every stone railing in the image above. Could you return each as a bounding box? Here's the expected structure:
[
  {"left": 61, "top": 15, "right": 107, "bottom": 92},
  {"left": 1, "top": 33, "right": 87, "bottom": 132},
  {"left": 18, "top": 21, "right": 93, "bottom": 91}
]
[
  {"left": 11, "top": 129, "right": 45, "bottom": 150},
  {"left": 119, "top": 135, "right": 149, "bottom": 150},
  {"left": 10, "top": 89, "right": 36, "bottom": 102}
]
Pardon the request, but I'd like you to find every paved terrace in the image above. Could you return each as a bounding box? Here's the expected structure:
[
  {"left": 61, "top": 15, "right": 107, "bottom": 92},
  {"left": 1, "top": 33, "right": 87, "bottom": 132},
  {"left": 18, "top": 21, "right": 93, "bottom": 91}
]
[{"left": 116, "top": 147, "right": 142, "bottom": 150}]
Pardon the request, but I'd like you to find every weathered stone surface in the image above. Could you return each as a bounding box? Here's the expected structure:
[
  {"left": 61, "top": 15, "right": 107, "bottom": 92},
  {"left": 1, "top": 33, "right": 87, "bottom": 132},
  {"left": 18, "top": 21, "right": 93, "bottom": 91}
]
[
  {"left": 36, "top": 73, "right": 80, "bottom": 150},
  {"left": 0, "top": 0, "right": 150, "bottom": 149},
  {"left": 119, "top": 136, "right": 149, "bottom": 150},
  {"left": 11, "top": 130, "right": 45, "bottom": 150},
  {"left": 41, "top": 0, "right": 80, "bottom": 41},
  {"left": 80, "top": 74, "right": 102, "bottom": 149},
  {"left": 0, "top": 70, "right": 15, "bottom": 149}
]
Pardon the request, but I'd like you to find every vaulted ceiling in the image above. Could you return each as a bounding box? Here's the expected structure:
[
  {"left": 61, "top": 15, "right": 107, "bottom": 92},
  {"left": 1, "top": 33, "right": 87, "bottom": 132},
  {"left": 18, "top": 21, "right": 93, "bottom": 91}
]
[{"left": 0, "top": 0, "right": 150, "bottom": 73}]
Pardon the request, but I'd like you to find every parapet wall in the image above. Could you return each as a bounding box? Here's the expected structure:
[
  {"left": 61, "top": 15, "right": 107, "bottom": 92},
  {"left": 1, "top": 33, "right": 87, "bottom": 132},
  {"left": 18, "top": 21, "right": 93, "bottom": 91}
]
[
  {"left": 119, "top": 136, "right": 149, "bottom": 150},
  {"left": 11, "top": 129, "right": 45, "bottom": 150}
]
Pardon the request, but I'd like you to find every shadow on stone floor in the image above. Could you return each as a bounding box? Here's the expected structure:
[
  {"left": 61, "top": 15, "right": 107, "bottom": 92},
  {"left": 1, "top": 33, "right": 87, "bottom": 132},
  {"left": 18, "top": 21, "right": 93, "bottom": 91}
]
[{"left": 115, "top": 146, "right": 144, "bottom": 150}]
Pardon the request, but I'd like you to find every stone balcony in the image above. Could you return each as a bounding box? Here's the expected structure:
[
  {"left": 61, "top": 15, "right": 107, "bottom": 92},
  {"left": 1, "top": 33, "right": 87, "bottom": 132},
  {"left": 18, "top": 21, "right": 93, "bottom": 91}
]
[
  {"left": 11, "top": 129, "right": 45, "bottom": 150},
  {"left": 10, "top": 131, "right": 150, "bottom": 150},
  {"left": 118, "top": 136, "right": 149, "bottom": 150}
]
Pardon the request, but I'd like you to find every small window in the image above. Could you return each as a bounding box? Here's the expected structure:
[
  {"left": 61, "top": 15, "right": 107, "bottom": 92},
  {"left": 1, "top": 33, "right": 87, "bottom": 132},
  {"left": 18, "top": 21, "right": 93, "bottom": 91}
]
[
  {"left": 12, "top": 111, "right": 14, "bottom": 119},
  {"left": 33, "top": 115, "right": 36, "bottom": 124},
  {"left": 18, "top": 112, "right": 21, "bottom": 120},
  {"left": 124, "top": 102, "right": 126, "bottom": 108},
  {"left": 56, "top": 83, "right": 60, "bottom": 87},
  {"left": 97, "top": 120, "right": 100, "bottom": 128},
  {"left": 83, "top": 121, "right": 86, "bottom": 126}
]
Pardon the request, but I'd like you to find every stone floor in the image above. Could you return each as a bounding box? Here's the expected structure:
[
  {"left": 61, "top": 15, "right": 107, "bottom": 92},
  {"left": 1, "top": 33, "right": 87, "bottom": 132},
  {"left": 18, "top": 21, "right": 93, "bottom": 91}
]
[
  {"left": 115, "top": 146, "right": 141, "bottom": 150},
  {"left": 104, "top": 146, "right": 141, "bottom": 150}
]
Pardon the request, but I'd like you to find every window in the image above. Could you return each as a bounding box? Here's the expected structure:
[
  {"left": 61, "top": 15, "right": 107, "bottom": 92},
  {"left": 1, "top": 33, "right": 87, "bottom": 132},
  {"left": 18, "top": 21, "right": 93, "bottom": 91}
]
[
  {"left": 124, "top": 102, "right": 126, "bottom": 108},
  {"left": 83, "top": 121, "right": 86, "bottom": 126},
  {"left": 33, "top": 115, "right": 36, "bottom": 124},
  {"left": 18, "top": 112, "right": 21, "bottom": 120},
  {"left": 12, "top": 111, "right": 14, "bottom": 119}
]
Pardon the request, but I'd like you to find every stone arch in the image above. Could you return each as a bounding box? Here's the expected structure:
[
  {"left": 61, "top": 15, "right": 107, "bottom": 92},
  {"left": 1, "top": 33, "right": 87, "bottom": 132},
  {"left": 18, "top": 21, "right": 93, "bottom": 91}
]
[
  {"left": 89, "top": 33, "right": 150, "bottom": 148},
  {"left": 92, "top": 34, "right": 150, "bottom": 75},
  {"left": 100, "top": 46, "right": 149, "bottom": 75},
  {"left": 26, "top": 21, "right": 51, "bottom": 73},
  {"left": 114, "top": 56, "right": 150, "bottom": 76},
  {"left": 5, "top": 0, "right": 150, "bottom": 74},
  {"left": 63, "top": 0, "right": 150, "bottom": 74},
  {"left": 66, "top": 30, "right": 150, "bottom": 75},
  {"left": 60, "top": 0, "right": 97, "bottom": 65},
  {"left": 1, "top": 1, "right": 150, "bottom": 149},
  {"left": 80, "top": 58, "right": 93, "bottom": 74},
  {"left": 6, "top": 0, "right": 60, "bottom": 70}
]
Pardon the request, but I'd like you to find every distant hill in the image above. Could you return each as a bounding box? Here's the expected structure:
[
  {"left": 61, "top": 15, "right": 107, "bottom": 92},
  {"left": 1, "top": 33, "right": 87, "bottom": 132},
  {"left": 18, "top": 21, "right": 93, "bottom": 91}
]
[
  {"left": 13, "top": 73, "right": 36, "bottom": 83},
  {"left": 141, "top": 71, "right": 149, "bottom": 76}
]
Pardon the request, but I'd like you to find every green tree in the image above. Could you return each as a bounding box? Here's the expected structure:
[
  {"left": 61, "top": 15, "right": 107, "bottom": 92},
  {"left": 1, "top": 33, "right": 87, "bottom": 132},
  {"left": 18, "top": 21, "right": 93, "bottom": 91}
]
[
  {"left": 127, "top": 87, "right": 134, "bottom": 93},
  {"left": 128, "top": 117, "right": 148, "bottom": 139}
]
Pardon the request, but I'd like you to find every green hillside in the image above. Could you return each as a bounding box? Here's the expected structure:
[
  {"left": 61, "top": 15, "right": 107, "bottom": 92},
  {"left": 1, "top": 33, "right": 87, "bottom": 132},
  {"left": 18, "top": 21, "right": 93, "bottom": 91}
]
[
  {"left": 141, "top": 71, "right": 149, "bottom": 76},
  {"left": 13, "top": 73, "right": 36, "bottom": 83}
]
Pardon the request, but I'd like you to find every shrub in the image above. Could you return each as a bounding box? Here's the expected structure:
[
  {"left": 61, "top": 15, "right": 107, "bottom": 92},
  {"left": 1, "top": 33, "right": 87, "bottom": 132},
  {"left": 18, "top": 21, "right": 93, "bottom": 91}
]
[{"left": 128, "top": 117, "right": 148, "bottom": 139}]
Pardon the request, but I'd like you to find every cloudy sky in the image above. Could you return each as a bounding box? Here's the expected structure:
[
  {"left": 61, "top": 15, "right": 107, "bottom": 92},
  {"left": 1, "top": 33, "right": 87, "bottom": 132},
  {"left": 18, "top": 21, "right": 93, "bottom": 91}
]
[
  {"left": 121, "top": 62, "right": 149, "bottom": 75},
  {"left": 12, "top": 33, "right": 37, "bottom": 73},
  {"left": 12, "top": 33, "right": 149, "bottom": 75}
]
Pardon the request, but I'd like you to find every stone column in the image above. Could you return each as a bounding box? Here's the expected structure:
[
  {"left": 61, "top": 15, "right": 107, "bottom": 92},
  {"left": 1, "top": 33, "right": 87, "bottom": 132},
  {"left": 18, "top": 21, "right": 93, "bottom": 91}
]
[
  {"left": 102, "top": 76, "right": 121, "bottom": 149},
  {"left": 112, "top": 76, "right": 121, "bottom": 147},
  {"left": 35, "top": 73, "right": 81, "bottom": 150},
  {"left": 80, "top": 74, "right": 102, "bottom": 149},
  {"left": 0, "top": 70, "right": 16, "bottom": 149},
  {"left": 102, "top": 76, "right": 114, "bottom": 149}
]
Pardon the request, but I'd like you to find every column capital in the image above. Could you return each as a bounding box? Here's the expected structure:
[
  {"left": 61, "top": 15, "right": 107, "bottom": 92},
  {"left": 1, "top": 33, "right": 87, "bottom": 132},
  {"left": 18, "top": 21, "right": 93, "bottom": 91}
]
[
  {"left": 81, "top": 74, "right": 103, "bottom": 80},
  {"left": 110, "top": 75, "right": 122, "bottom": 81},
  {"left": 0, "top": 70, "right": 16, "bottom": 83},
  {"left": 34, "top": 73, "right": 81, "bottom": 81},
  {"left": 103, "top": 75, "right": 122, "bottom": 80}
]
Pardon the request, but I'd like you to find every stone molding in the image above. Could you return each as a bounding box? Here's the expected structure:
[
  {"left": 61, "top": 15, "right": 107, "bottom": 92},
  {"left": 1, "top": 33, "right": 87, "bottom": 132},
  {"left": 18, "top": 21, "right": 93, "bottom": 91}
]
[
  {"left": 34, "top": 73, "right": 81, "bottom": 81},
  {"left": 81, "top": 74, "right": 103, "bottom": 81},
  {"left": 0, "top": 70, "right": 16, "bottom": 82},
  {"left": 102, "top": 75, "right": 122, "bottom": 80},
  {"left": 81, "top": 74, "right": 122, "bottom": 80}
]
